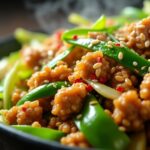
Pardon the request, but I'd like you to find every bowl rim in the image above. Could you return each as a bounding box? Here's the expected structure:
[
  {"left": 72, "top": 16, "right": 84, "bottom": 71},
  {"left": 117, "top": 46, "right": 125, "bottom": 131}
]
[{"left": 0, "top": 123, "right": 81, "bottom": 150}]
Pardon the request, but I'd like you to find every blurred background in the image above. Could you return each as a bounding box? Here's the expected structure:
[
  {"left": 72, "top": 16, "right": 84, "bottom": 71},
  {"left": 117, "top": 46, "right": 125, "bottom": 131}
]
[{"left": 0, "top": 0, "right": 144, "bottom": 38}]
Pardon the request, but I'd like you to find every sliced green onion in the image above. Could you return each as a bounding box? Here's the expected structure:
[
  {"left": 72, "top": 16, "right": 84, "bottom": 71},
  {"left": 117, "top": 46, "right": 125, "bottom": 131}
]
[
  {"left": 86, "top": 80, "right": 120, "bottom": 99},
  {"left": 46, "top": 46, "right": 75, "bottom": 68},
  {"left": 3, "top": 61, "right": 20, "bottom": 109},
  {"left": 15, "top": 28, "right": 48, "bottom": 44}
]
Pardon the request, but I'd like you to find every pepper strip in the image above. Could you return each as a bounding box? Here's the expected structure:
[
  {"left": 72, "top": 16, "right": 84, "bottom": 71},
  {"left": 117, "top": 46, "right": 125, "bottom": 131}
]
[
  {"left": 62, "top": 26, "right": 119, "bottom": 40},
  {"left": 46, "top": 46, "right": 75, "bottom": 68},
  {"left": 75, "top": 94, "right": 130, "bottom": 150},
  {"left": 86, "top": 80, "right": 120, "bottom": 99},
  {"left": 63, "top": 38, "right": 150, "bottom": 76},
  {"left": 17, "top": 81, "right": 69, "bottom": 106},
  {"left": 13, "top": 125, "right": 65, "bottom": 141},
  {"left": 3, "top": 61, "right": 20, "bottom": 109}
]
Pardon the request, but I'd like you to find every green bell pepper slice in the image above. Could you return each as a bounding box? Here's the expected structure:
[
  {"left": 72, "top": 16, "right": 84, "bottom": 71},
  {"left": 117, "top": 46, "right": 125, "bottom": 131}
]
[
  {"left": 3, "top": 61, "right": 20, "bottom": 109},
  {"left": 75, "top": 94, "right": 130, "bottom": 150},
  {"left": 17, "top": 81, "right": 69, "bottom": 106},
  {"left": 15, "top": 28, "right": 48, "bottom": 44},
  {"left": 46, "top": 46, "right": 75, "bottom": 68},
  {"left": 13, "top": 125, "right": 65, "bottom": 141},
  {"left": 64, "top": 38, "right": 150, "bottom": 76},
  {"left": 92, "top": 15, "right": 106, "bottom": 29},
  {"left": 62, "top": 27, "right": 119, "bottom": 41}
]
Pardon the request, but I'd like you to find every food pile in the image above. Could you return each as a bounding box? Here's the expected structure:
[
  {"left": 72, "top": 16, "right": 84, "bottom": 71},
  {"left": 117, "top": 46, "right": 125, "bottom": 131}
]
[{"left": 0, "top": 5, "right": 150, "bottom": 150}]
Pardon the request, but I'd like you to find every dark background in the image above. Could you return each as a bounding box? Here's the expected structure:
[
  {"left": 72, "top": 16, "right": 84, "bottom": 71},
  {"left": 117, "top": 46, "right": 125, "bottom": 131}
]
[{"left": 0, "top": 0, "right": 143, "bottom": 38}]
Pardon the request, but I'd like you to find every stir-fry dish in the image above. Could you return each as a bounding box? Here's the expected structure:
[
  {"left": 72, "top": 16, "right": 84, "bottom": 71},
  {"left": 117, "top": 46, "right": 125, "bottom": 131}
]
[{"left": 0, "top": 4, "right": 150, "bottom": 150}]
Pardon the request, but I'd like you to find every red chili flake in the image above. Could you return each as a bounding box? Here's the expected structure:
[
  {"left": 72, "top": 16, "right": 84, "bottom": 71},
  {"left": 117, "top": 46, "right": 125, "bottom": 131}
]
[
  {"left": 89, "top": 74, "right": 97, "bottom": 80},
  {"left": 86, "top": 84, "right": 93, "bottom": 92},
  {"left": 116, "top": 86, "right": 124, "bottom": 92},
  {"left": 22, "top": 107, "right": 27, "bottom": 112},
  {"left": 55, "top": 31, "right": 63, "bottom": 41},
  {"left": 74, "top": 78, "right": 84, "bottom": 83},
  {"left": 56, "top": 43, "right": 62, "bottom": 50},
  {"left": 72, "top": 35, "right": 78, "bottom": 40},
  {"left": 97, "top": 57, "right": 102, "bottom": 63},
  {"left": 99, "top": 77, "right": 107, "bottom": 84},
  {"left": 115, "top": 43, "right": 120, "bottom": 47}
]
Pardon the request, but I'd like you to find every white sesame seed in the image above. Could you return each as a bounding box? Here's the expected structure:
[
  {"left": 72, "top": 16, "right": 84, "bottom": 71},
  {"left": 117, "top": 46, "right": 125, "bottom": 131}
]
[
  {"left": 130, "top": 31, "right": 136, "bottom": 36},
  {"left": 115, "top": 75, "right": 124, "bottom": 82},
  {"left": 88, "top": 43, "right": 93, "bottom": 48},
  {"left": 141, "top": 66, "right": 146, "bottom": 70},
  {"left": 145, "top": 40, "right": 150, "bottom": 48},
  {"left": 111, "top": 67, "right": 116, "bottom": 74},
  {"left": 108, "top": 41, "right": 113, "bottom": 45},
  {"left": 118, "top": 52, "right": 124, "bottom": 60},
  {"left": 93, "top": 63, "right": 102, "bottom": 69},
  {"left": 95, "top": 68, "right": 101, "bottom": 77},
  {"left": 89, "top": 101, "right": 98, "bottom": 105},
  {"left": 118, "top": 126, "right": 126, "bottom": 132},
  {"left": 107, "top": 44, "right": 113, "bottom": 48},
  {"left": 76, "top": 114, "right": 82, "bottom": 119},
  {"left": 43, "top": 80, "right": 49, "bottom": 83},
  {"left": 134, "top": 69, "right": 139, "bottom": 74},
  {"left": 107, "top": 41, "right": 113, "bottom": 48},
  {"left": 91, "top": 39, "right": 100, "bottom": 45},
  {"left": 133, "top": 61, "right": 138, "bottom": 66},
  {"left": 125, "top": 78, "right": 132, "bottom": 86},
  {"left": 140, "top": 33, "right": 146, "bottom": 41}
]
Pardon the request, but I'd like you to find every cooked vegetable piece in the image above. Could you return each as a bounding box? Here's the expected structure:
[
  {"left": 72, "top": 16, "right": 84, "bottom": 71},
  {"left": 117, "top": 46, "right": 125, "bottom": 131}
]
[
  {"left": 86, "top": 80, "right": 120, "bottom": 99},
  {"left": 46, "top": 15, "right": 107, "bottom": 69},
  {"left": 92, "top": 15, "right": 106, "bottom": 29},
  {"left": 68, "top": 13, "right": 90, "bottom": 26},
  {"left": 17, "top": 81, "right": 69, "bottom": 106},
  {"left": 62, "top": 27, "right": 119, "bottom": 41},
  {"left": 0, "top": 52, "right": 19, "bottom": 80},
  {"left": 121, "top": 7, "right": 148, "bottom": 19},
  {"left": 46, "top": 46, "right": 75, "bottom": 68},
  {"left": 13, "top": 125, "right": 65, "bottom": 141},
  {"left": 64, "top": 38, "right": 150, "bottom": 76},
  {"left": 15, "top": 28, "right": 48, "bottom": 44},
  {"left": 75, "top": 94, "right": 130, "bottom": 150},
  {"left": 3, "top": 61, "right": 20, "bottom": 109}
]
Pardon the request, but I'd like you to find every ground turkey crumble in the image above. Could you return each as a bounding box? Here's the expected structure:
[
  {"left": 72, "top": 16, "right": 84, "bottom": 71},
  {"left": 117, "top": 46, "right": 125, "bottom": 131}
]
[
  {"left": 140, "top": 73, "right": 150, "bottom": 99},
  {"left": 4, "top": 101, "right": 43, "bottom": 125},
  {"left": 69, "top": 51, "right": 111, "bottom": 83},
  {"left": 48, "top": 117, "right": 78, "bottom": 133},
  {"left": 61, "top": 132, "right": 90, "bottom": 148},
  {"left": 113, "top": 74, "right": 150, "bottom": 131},
  {"left": 116, "top": 17, "right": 150, "bottom": 58},
  {"left": 113, "top": 90, "right": 143, "bottom": 131},
  {"left": 27, "top": 64, "right": 72, "bottom": 89},
  {"left": 52, "top": 83, "right": 87, "bottom": 120},
  {"left": 110, "top": 65, "right": 138, "bottom": 92}
]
